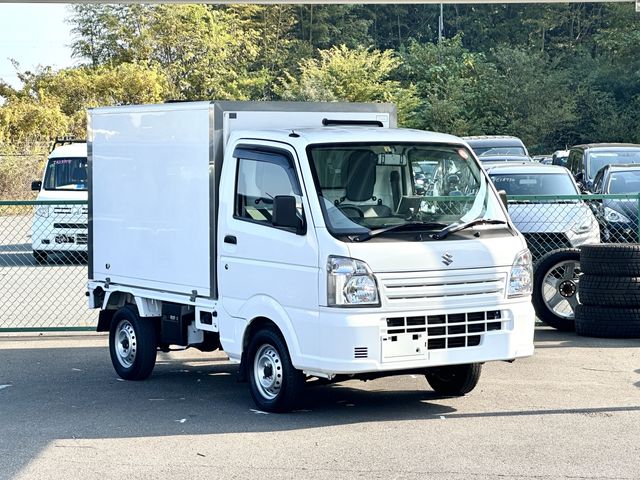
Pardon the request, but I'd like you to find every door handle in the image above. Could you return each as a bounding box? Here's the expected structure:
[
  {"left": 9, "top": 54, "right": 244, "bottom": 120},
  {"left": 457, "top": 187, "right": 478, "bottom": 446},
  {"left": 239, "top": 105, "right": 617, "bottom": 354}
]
[{"left": 224, "top": 235, "right": 237, "bottom": 245}]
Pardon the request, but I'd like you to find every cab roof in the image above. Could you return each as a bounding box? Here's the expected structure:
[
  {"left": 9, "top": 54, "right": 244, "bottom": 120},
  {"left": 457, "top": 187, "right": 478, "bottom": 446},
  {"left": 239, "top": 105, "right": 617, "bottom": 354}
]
[
  {"left": 49, "top": 142, "right": 87, "bottom": 159},
  {"left": 231, "top": 127, "right": 467, "bottom": 146}
]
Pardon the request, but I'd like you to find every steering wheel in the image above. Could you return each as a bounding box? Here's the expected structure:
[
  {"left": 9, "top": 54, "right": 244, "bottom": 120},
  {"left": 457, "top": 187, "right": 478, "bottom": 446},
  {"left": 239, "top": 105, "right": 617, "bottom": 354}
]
[{"left": 339, "top": 205, "right": 364, "bottom": 219}]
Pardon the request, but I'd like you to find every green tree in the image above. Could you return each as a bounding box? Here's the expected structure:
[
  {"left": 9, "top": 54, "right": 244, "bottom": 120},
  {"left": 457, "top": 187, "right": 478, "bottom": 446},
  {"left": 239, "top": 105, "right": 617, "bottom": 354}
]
[
  {"left": 277, "top": 45, "right": 417, "bottom": 124},
  {"left": 400, "top": 36, "right": 494, "bottom": 135}
]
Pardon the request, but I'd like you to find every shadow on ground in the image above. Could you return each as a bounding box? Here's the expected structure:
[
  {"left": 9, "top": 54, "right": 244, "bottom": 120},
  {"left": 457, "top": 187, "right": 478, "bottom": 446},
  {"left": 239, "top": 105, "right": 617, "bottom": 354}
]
[
  {"left": 533, "top": 325, "right": 640, "bottom": 349},
  {"left": 1, "top": 328, "right": 638, "bottom": 478}
]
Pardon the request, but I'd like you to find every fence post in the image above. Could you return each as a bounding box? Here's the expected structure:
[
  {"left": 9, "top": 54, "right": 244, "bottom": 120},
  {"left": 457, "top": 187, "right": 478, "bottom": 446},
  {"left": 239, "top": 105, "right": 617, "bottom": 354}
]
[{"left": 637, "top": 194, "right": 640, "bottom": 243}]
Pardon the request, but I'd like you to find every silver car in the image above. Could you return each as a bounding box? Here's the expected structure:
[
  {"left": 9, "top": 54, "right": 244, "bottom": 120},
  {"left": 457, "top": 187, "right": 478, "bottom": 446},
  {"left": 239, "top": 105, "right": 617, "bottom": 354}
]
[{"left": 486, "top": 163, "right": 600, "bottom": 261}]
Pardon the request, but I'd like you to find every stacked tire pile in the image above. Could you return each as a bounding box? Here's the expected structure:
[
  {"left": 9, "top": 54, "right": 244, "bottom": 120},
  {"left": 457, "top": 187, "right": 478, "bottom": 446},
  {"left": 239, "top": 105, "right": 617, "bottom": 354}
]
[{"left": 577, "top": 244, "right": 640, "bottom": 338}]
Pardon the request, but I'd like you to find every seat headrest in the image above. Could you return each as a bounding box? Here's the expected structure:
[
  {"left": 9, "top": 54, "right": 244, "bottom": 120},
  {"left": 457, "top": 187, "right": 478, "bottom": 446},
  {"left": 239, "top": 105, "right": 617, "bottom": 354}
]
[{"left": 346, "top": 150, "right": 377, "bottom": 202}]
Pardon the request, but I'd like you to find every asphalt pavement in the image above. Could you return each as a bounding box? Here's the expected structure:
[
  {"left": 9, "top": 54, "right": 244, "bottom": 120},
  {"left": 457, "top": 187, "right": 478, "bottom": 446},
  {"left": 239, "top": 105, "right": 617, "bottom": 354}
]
[{"left": 1, "top": 328, "right": 639, "bottom": 479}]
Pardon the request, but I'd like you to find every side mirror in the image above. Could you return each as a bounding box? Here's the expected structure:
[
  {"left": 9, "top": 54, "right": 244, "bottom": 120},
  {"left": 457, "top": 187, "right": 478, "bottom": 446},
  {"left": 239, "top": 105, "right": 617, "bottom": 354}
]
[
  {"left": 498, "top": 190, "right": 508, "bottom": 212},
  {"left": 272, "top": 195, "right": 303, "bottom": 234},
  {"left": 31, "top": 180, "right": 42, "bottom": 191}
]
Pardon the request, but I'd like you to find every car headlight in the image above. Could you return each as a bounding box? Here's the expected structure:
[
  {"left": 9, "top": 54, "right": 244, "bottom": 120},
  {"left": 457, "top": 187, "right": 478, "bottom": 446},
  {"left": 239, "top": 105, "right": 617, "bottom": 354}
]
[
  {"left": 604, "top": 206, "right": 631, "bottom": 223},
  {"left": 34, "top": 205, "right": 49, "bottom": 217},
  {"left": 571, "top": 214, "right": 593, "bottom": 234},
  {"left": 327, "top": 256, "right": 380, "bottom": 307},
  {"left": 508, "top": 249, "right": 533, "bottom": 298}
]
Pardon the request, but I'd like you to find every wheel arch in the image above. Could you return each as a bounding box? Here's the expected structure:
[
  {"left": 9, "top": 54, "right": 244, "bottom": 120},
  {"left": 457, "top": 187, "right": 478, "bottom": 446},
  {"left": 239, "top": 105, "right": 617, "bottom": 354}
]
[{"left": 235, "top": 296, "right": 302, "bottom": 382}]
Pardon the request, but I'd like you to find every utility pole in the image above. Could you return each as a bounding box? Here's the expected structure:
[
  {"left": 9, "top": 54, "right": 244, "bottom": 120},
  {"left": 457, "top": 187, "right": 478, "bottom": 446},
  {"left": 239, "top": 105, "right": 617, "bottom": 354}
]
[{"left": 438, "top": 4, "right": 444, "bottom": 42}]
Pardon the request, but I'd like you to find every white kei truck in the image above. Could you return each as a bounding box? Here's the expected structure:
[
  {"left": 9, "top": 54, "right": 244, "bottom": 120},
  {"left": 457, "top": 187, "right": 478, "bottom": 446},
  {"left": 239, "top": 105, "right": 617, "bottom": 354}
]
[
  {"left": 87, "top": 101, "right": 535, "bottom": 412},
  {"left": 31, "top": 140, "right": 88, "bottom": 264}
]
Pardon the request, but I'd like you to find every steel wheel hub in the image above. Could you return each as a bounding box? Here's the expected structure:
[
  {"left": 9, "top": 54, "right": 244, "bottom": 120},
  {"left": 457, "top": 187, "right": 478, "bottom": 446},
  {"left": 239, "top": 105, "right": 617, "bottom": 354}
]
[
  {"left": 253, "top": 344, "right": 283, "bottom": 400},
  {"left": 115, "top": 320, "right": 137, "bottom": 368}
]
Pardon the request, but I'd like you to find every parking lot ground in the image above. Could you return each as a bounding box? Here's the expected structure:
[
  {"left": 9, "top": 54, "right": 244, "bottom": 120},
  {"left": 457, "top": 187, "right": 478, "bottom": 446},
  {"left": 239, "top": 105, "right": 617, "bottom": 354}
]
[{"left": 1, "top": 327, "right": 639, "bottom": 480}]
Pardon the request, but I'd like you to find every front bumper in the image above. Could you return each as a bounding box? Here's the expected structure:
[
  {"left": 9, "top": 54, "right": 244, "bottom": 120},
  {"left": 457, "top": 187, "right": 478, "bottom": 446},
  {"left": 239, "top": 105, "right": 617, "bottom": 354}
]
[
  {"left": 294, "top": 299, "right": 535, "bottom": 376},
  {"left": 31, "top": 216, "right": 88, "bottom": 253}
]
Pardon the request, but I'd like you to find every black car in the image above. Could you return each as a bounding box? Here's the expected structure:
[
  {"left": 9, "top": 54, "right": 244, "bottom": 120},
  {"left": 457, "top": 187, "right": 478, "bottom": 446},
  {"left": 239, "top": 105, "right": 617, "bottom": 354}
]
[
  {"left": 565, "top": 143, "right": 640, "bottom": 191},
  {"left": 592, "top": 164, "right": 640, "bottom": 242}
]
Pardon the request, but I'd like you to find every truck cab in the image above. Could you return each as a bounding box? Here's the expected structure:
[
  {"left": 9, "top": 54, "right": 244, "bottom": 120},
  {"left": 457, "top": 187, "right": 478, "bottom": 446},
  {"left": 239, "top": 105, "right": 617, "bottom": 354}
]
[
  {"left": 87, "top": 102, "right": 535, "bottom": 412},
  {"left": 31, "top": 141, "right": 88, "bottom": 264}
]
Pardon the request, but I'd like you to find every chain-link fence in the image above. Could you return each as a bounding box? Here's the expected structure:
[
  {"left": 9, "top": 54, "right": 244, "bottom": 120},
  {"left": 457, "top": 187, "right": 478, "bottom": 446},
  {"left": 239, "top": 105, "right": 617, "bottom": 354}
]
[
  {"left": 0, "top": 200, "right": 95, "bottom": 331},
  {"left": 507, "top": 194, "right": 640, "bottom": 262},
  {"left": 1, "top": 194, "right": 639, "bottom": 331}
]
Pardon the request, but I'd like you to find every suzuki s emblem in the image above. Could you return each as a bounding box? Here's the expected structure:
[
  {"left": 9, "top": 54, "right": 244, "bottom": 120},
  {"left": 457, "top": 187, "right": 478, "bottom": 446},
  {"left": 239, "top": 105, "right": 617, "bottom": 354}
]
[{"left": 442, "top": 253, "right": 453, "bottom": 266}]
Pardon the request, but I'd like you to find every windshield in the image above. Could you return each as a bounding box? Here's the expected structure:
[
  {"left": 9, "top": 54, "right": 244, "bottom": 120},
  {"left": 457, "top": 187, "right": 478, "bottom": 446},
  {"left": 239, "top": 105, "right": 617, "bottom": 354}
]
[
  {"left": 587, "top": 150, "right": 640, "bottom": 180},
  {"left": 607, "top": 170, "right": 640, "bottom": 194},
  {"left": 307, "top": 143, "right": 507, "bottom": 239},
  {"left": 43, "top": 157, "right": 88, "bottom": 191},
  {"left": 489, "top": 172, "right": 578, "bottom": 196},
  {"left": 475, "top": 146, "right": 526, "bottom": 156}
]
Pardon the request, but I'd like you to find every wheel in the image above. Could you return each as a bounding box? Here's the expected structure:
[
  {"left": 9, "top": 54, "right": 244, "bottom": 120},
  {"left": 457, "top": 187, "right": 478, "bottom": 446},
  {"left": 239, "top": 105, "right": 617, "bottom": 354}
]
[
  {"left": 580, "top": 244, "right": 640, "bottom": 277},
  {"left": 425, "top": 363, "right": 482, "bottom": 396},
  {"left": 575, "top": 305, "right": 640, "bottom": 339},
  {"left": 109, "top": 305, "right": 158, "bottom": 380},
  {"left": 532, "top": 248, "right": 581, "bottom": 331},
  {"left": 579, "top": 275, "right": 640, "bottom": 308},
  {"left": 247, "top": 327, "right": 305, "bottom": 413},
  {"left": 33, "top": 250, "right": 47, "bottom": 264}
]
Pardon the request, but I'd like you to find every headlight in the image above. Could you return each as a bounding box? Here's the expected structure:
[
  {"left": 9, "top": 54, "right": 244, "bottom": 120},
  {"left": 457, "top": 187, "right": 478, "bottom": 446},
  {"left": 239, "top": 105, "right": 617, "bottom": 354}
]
[
  {"left": 571, "top": 214, "right": 593, "bottom": 234},
  {"left": 604, "top": 207, "right": 631, "bottom": 223},
  {"left": 508, "top": 249, "right": 533, "bottom": 298},
  {"left": 34, "top": 205, "right": 49, "bottom": 217},
  {"left": 327, "top": 256, "right": 380, "bottom": 307}
]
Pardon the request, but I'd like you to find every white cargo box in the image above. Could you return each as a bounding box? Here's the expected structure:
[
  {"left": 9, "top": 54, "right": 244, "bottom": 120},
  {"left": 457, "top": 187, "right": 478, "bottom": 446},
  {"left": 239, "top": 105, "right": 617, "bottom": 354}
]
[{"left": 88, "top": 101, "right": 396, "bottom": 299}]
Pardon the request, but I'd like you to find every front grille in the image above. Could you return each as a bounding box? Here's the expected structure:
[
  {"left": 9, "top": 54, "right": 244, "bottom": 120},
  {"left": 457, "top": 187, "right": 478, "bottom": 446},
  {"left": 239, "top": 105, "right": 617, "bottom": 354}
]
[
  {"left": 76, "top": 234, "right": 88, "bottom": 245},
  {"left": 381, "top": 272, "right": 506, "bottom": 306},
  {"left": 384, "top": 310, "right": 502, "bottom": 351},
  {"left": 53, "top": 223, "right": 87, "bottom": 229},
  {"left": 522, "top": 232, "right": 571, "bottom": 261}
]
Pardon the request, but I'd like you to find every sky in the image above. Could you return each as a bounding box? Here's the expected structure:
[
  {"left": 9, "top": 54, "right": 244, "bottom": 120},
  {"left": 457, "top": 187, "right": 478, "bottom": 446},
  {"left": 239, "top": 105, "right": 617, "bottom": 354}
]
[{"left": 0, "top": 3, "right": 75, "bottom": 89}]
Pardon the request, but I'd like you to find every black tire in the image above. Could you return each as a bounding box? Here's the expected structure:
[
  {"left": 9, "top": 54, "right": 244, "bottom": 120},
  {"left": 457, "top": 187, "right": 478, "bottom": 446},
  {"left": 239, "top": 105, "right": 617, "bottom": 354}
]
[
  {"left": 579, "top": 275, "right": 640, "bottom": 308},
  {"left": 425, "top": 363, "right": 482, "bottom": 396},
  {"left": 575, "top": 305, "right": 640, "bottom": 338},
  {"left": 580, "top": 244, "right": 640, "bottom": 277},
  {"left": 532, "top": 248, "right": 581, "bottom": 332},
  {"left": 109, "top": 305, "right": 158, "bottom": 380},
  {"left": 33, "top": 250, "right": 47, "bottom": 264},
  {"left": 247, "top": 327, "right": 305, "bottom": 413}
]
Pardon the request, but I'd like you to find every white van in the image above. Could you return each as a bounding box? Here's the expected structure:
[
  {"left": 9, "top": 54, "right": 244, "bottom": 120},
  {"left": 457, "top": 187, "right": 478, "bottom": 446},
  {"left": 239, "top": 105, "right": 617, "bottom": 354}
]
[
  {"left": 31, "top": 141, "right": 88, "bottom": 264},
  {"left": 87, "top": 102, "right": 535, "bottom": 412}
]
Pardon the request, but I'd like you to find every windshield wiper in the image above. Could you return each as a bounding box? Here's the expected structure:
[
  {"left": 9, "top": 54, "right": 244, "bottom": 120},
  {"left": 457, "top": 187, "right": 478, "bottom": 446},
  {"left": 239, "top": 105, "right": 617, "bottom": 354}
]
[
  {"left": 432, "top": 218, "right": 507, "bottom": 240},
  {"left": 352, "top": 222, "right": 448, "bottom": 242}
]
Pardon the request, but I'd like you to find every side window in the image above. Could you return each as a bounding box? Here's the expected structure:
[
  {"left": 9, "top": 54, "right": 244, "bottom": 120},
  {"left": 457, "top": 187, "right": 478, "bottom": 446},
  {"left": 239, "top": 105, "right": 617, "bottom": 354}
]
[
  {"left": 234, "top": 148, "right": 303, "bottom": 227},
  {"left": 567, "top": 150, "right": 580, "bottom": 175}
]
